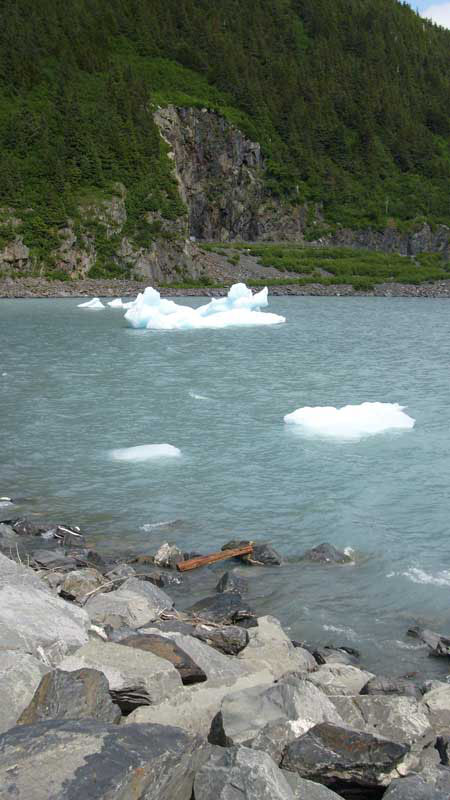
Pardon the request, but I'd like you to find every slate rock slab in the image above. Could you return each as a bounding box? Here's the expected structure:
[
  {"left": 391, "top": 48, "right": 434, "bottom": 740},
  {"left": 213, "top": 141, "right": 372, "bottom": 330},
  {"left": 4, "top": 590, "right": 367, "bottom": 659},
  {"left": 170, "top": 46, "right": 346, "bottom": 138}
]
[
  {"left": 331, "top": 695, "right": 433, "bottom": 749},
  {"left": 383, "top": 774, "right": 449, "bottom": 799},
  {"left": 59, "top": 639, "right": 182, "bottom": 711},
  {"left": 17, "top": 668, "right": 121, "bottom": 725},
  {"left": 0, "top": 651, "right": 49, "bottom": 734},
  {"left": 307, "top": 664, "right": 374, "bottom": 696},
  {"left": 361, "top": 675, "right": 420, "bottom": 699},
  {"left": 194, "top": 745, "right": 296, "bottom": 800},
  {"left": 0, "top": 719, "right": 210, "bottom": 800},
  {"left": 194, "top": 623, "right": 249, "bottom": 655},
  {"left": 119, "top": 634, "right": 207, "bottom": 685},
  {"left": 187, "top": 593, "right": 255, "bottom": 624},
  {"left": 281, "top": 722, "right": 410, "bottom": 788}
]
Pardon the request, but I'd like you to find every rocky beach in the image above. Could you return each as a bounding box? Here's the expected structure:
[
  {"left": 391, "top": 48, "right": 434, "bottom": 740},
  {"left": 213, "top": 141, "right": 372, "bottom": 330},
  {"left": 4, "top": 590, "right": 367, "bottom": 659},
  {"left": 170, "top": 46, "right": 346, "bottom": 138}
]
[{"left": 1, "top": 512, "right": 450, "bottom": 800}]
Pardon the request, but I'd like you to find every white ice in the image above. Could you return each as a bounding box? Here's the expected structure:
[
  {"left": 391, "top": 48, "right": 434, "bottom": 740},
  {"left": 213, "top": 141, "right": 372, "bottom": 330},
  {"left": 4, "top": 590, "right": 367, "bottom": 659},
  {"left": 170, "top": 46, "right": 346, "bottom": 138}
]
[
  {"left": 78, "top": 297, "right": 105, "bottom": 309},
  {"left": 284, "top": 401, "right": 415, "bottom": 440},
  {"left": 110, "top": 443, "right": 181, "bottom": 462},
  {"left": 124, "top": 283, "right": 285, "bottom": 330},
  {"left": 107, "top": 298, "right": 125, "bottom": 308}
]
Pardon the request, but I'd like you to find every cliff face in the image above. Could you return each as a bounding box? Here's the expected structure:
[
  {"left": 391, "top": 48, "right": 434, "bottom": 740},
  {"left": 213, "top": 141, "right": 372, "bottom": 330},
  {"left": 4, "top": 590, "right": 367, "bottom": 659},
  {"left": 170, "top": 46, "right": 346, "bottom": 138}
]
[{"left": 1, "top": 106, "right": 449, "bottom": 282}]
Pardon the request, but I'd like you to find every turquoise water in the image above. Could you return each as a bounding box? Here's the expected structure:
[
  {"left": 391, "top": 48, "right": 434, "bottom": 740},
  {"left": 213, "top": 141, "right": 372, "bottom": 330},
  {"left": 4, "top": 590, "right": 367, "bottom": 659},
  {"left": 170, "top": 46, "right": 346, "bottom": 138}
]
[{"left": 1, "top": 295, "right": 450, "bottom": 678}]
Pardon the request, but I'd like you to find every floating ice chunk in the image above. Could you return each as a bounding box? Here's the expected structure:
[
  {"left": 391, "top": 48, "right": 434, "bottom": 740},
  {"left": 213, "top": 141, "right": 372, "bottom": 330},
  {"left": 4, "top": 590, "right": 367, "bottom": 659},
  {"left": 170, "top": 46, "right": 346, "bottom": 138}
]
[
  {"left": 107, "top": 298, "right": 125, "bottom": 308},
  {"left": 124, "top": 283, "right": 285, "bottom": 330},
  {"left": 189, "top": 390, "right": 210, "bottom": 401},
  {"left": 77, "top": 297, "right": 105, "bottom": 309},
  {"left": 110, "top": 443, "right": 181, "bottom": 462},
  {"left": 284, "top": 402, "right": 415, "bottom": 440}
]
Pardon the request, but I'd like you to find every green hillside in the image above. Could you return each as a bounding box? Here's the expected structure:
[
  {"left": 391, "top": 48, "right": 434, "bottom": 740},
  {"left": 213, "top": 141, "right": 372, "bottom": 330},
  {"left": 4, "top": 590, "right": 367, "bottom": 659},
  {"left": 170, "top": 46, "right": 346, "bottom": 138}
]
[{"left": 0, "top": 0, "right": 449, "bottom": 266}]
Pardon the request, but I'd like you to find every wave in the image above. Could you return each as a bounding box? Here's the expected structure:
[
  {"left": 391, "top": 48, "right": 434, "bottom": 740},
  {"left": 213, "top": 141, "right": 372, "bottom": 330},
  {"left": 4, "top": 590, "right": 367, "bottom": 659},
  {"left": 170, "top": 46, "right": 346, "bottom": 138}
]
[
  {"left": 322, "top": 624, "right": 358, "bottom": 640},
  {"left": 140, "top": 519, "right": 181, "bottom": 532},
  {"left": 402, "top": 567, "right": 450, "bottom": 587},
  {"left": 189, "top": 391, "right": 210, "bottom": 401}
]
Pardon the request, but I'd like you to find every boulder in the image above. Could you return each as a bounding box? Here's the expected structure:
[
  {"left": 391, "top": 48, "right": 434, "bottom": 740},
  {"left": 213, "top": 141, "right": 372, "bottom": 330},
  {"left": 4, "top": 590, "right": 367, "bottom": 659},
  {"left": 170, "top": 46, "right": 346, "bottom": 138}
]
[
  {"left": 0, "top": 651, "right": 49, "bottom": 733},
  {"left": 59, "top": 639, "right": 182, "bottom": 711},
  {"left": 281, "top": 722, "right": 411, "bottom": 789},
  {"left": 73, "top": 548, "right": 107, "bottom": 572},
  {"left": 135, "top": 568, "right": 183, "bottom": 587},
  {"left": 215, "top": 570, "right": 249, "bottom": 594},
  {"left": 0, "top": 552, "right": 90, "bottom": 663},
  {"left": 238, "top": 616, "right": 316, "bottom": 679},
  {"left": 361, "top": 675, "right": 421, "bottom": 698},
  {"left": 118, "top": 634, "right": 207, "bottom": 685},
  {"left": 301, "top": 543, "right": 352, "bottom": 564},
  {"left": 17, "top": 668, "right": 120, "bottom": 725},
  {"left": 282, "top": 772, "right": 342, "bottom": 799},
  {"left": 30, "top": 549, "right": 78, "bottom": 571},
  {"left": 194, "top": 623, "right": 249, "bottom": 655},
  {"left": 0, "top": 522, "right": 20, "bottom": 547},
  {"left": 194, "top": 746, "right": 295, "bottom": 800},
  {"left": 0, "top": 719, "right": 210, "bottom": 800},
  {"left": 331, "top": 695, "right": 433, "bottom": 753},
  {"left": 104, "top": 563, "right": 136, "bottom": 583},
  {"left": 60, "top": 568, "right": 108, "bottom": 603},
  {"left": 307, "top": 664, "right": 375, "bottom": 696},
  {"left": 125, "top": 667, "right": 274, "bottom": 737},
  {"left": 407, "top": 627, "right": 450, "bottom": 657},
  {"left": 383, "top": 774, "right": 448, "bottom": 799},
  {"left": 312, "top": 646, "right": 360, "bottom": 666},
  {"left": 154, "top": 542, "right": 184, "bottom": 569},
  {"left": 209, "top": 675, "right": 343, "bottom": 749},
  {"left": 10, "top": 518, "right": 56, "bottom": 537},
  {"left": 85, "top": 577, "right": 173, "bottom": 629},
  {"left": 422, "top": 684, "right": 450, "bottom": 735},
  {"left": 187, "top": 593, "right": 255, "bottom": 625}
]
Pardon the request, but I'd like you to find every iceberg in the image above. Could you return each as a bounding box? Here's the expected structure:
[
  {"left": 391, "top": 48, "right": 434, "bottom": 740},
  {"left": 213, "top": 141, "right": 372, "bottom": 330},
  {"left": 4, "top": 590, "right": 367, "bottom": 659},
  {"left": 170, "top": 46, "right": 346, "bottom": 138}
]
[
  {"left": 110, "top": 443, "right": 181, "bottom": 462},
  {"left": 107, "top": 298, "right": 125, "bottom": 308},
  {"left": 284, "top": 402, "right": 415, "bottom": 440},
  {"left": 77, "top": 297, "right": 105, "bottom": 310},
  {"left": 124, "top": 283, "right": 285, "bottom": 330}
]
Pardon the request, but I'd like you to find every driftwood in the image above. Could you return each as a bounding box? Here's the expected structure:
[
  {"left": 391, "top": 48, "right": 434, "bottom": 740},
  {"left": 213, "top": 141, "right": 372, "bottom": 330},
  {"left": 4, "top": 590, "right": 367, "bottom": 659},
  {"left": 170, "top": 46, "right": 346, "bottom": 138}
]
[{"left": 177, "top": 544, "right": 253, "bottom": 572}]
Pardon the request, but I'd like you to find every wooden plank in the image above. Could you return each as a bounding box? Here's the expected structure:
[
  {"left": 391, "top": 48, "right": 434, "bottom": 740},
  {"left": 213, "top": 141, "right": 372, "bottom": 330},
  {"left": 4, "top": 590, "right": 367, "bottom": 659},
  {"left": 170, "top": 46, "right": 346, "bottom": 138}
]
[{"left": 177, "top": 544, "right": 253, "bottom": 572}]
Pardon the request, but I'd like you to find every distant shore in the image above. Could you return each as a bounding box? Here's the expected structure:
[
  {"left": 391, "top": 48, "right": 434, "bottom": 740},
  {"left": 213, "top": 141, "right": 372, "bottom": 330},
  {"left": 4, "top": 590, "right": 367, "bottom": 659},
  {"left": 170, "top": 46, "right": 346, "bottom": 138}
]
[{"left": 2, "top": 276, "right": 450, "bottom": 298}]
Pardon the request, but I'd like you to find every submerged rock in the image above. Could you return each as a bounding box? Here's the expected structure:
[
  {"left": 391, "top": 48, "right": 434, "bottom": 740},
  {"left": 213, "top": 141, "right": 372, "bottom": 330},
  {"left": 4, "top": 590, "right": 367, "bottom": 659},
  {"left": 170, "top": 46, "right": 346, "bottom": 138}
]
[
  {"left": 215, "top": 570, "right": 249, "bottom": 594},
  {"left": 301, "top": 542, "right": 353, "bottom": 564},
  {"left": 17, "top": 668, "right": 120, "bottom": 725},
  {"left": 0, "top": 719, "right": 210, "bottom": 800},
  {"left": 281, "top": 722, "right": 411, "bottom": 789},
  {"left": 118, "top": 633, "right": 207, "bottom": 685},
  {"left": 408, "top": 627, "right": 450, "bottom": 658}
]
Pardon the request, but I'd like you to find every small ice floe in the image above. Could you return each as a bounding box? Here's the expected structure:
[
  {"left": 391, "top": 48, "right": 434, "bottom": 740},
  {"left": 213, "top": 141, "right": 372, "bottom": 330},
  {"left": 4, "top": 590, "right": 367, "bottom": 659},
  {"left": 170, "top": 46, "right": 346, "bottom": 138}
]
[
  {"left": 107, "top": 298, "right": 125, "bottom": 309},
  {"left": 0, "top": 496, "right": 13, "bottom": 508},
  {"left": 284, "top": 402, "right": 415, "bottom": 441},
  {"left": 189, "top": 390, "right": 210, "bottom": 401},
  {"left": 110, "top": 443, "right": 181, "bottom": 462},
  {"left": 77, "top": 297, "right": 105, "bottom": 309},
  {"left": 124, "top": 283, "right": 285, "bottom": 330},
  {"left": 1, "top": 372, "right": 7, "bottom": 377},
  {"left": 140, "top": 519, "right": 181, "bottom": 532}
]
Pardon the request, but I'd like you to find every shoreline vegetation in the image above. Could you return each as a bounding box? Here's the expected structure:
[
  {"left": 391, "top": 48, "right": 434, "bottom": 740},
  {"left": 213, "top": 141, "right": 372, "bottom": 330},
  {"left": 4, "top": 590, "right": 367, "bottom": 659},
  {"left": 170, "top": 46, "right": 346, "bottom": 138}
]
[{"left": 1, "top": 513, "right": 450, "bottom": 798}]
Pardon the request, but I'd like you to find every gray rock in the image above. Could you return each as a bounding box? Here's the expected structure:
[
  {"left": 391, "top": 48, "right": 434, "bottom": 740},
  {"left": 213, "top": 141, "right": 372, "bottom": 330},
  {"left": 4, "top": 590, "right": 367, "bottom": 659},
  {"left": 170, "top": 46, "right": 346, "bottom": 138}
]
[
  {"left": 154, "top": 542, "right": 184, "bottom": 569},
  {"left": 332, "top": 695, "right": 433, "bottom": 754},
  {"left": 383, "top": 774, "right": 448, "bottom": 799},
  {"left": 312, "top": 646, "right": 360, "bottom": 666},
  {"left": 0, "top": 651, "right": 49, "bottom": 733},
  {"left": 59, "top": 639, "right": 182, "bottom": 711},
  {"left": 125, "top": 667, "right": 274, "bottom": 738},
  {"left": 221, "top": 540, "right": 282, "bottom": 566},
  {"left": 281, "top": 722, "right": 411, "bottom": 788},
  {"left": 187, "top": 593, "right": 255, "bottom": 624},
  {"left": 118, "top": 634, "right": 207, "bottom": 685},
  {"left": 361, "top": 675, "right": 421, "bottom": 698},
  {"left": 194, "top": 745, "right": 295, "bottom": 800},
  {"left": 301, "top": 542, "right": 352, "bottom": 564},
  {"left": 60, "top": 567, "right": 108, "bottom": 603},
  {"left": 17, "top": 668, "right": 120, "bottom": 725},
  {"left": 194, "top": 623, "right": 249, "bottom": 655},
  {"left": 0, "top": 522, "right": 20, "bottom": 547},
  {"left": 422, "top": 683, "right": 450, "bottom": 735},
  {"left": 85, "top": 577, "right": 173, "bottom": 629},
  {"left": 10, "top": 518, "right": 55, "bottom": 536},
  {"left": 0, "top": 719, "right": 210, "bottom": 800},
  {"left": 73, "top": 548, "right": 107, "bottom": 572},
  {"left": 282, "top": 772, "right": 342, "bottom": 799},
  {"left": 238, "top": 616, "right": 316, "bottom": 678},
  {"left": 408, "top": 627, "right": 450, "bottom": 657},
  {"left": 215, "top": 570, "right": 249, "bottom": 594},
  {"left": 210, "top": 675, "right": 343, "bottom": 748},
  {"left": 104, "top": 563, "right": 136, "bottom": 583},
  {"left": 307, "top": 664, "right": 374, "bottom": 696},
  {"left": 0, "top": 552, "right": 90, "bottom": 663},
  {"left": 30, "top": 549, "right": 77, "bottom": 571}
]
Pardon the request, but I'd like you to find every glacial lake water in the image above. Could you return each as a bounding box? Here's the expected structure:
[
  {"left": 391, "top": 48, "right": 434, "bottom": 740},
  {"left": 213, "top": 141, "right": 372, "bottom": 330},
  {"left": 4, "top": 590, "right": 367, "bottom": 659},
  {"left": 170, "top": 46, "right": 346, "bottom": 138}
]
[{"left": 1, "top": 294, "right": 450, "bottom": 680}]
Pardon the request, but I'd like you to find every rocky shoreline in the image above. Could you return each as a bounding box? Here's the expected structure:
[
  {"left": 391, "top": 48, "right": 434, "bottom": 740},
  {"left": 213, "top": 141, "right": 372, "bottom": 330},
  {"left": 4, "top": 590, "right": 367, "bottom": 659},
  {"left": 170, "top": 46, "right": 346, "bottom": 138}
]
[
  {"left": 1, "top": 512, "right": 450, "bottom": 799},
  {"left": 3, "top": 276, "right": 450, "bottom": 299}
]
